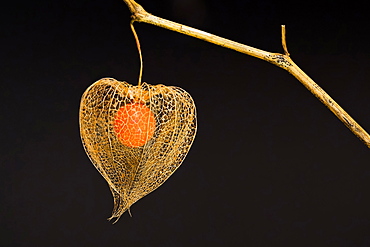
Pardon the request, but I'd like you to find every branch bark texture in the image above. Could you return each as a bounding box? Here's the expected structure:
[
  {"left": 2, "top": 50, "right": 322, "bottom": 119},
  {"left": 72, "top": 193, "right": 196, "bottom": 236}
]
[{"left": 122, "top": 0, "right": 370, "bottom": 148}]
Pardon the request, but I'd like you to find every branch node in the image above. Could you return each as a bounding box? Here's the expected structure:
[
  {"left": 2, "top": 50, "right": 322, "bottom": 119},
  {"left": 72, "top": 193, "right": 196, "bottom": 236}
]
[{"left": 122, "top": 0, "right": 147, "bottom": 21}]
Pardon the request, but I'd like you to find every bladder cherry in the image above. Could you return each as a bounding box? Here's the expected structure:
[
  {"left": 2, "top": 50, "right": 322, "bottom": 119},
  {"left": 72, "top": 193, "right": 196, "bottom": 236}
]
[{"left": 113, "top": 102, "right": 156, "bottom": 148}]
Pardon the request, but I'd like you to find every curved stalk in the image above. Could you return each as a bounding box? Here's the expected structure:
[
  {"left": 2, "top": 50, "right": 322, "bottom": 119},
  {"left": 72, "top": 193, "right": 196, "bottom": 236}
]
[{"left": 130, "top": 21, "right": 143, "bottom": 86}]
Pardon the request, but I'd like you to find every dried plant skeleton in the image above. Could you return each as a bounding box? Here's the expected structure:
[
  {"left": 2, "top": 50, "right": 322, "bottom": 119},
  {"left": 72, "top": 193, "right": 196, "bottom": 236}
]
[{"left": 80, "top": 78, "right": 197, "bottom": 222}]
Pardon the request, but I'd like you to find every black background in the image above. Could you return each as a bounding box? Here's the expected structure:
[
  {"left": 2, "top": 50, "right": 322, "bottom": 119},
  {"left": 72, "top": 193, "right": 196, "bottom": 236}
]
[{"left": 2, "top": 0, "right": 370, "bottom": 246}]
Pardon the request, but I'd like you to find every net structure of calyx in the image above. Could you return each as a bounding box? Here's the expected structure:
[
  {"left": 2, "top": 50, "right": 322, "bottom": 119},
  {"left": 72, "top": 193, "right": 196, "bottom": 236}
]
[{"left": 79, "top": 78, "right": 197, "bottom": 222}]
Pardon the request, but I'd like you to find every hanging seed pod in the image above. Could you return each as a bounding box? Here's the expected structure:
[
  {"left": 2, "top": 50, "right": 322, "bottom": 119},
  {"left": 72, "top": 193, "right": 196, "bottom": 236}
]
[{"left": 79, "top": 78, "right": 197, "bottom": 222}]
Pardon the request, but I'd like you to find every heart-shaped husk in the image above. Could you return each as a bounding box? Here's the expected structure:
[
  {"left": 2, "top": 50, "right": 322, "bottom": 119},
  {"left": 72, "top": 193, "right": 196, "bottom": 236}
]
[{"left": 79, "top": 78, "right": 197, "bottom": 222}]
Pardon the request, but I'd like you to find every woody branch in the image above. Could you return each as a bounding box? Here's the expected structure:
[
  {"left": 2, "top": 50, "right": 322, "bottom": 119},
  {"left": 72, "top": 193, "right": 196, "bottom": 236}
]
[{"left": 121, "top": 0, "right": 370, "bottom": 148}]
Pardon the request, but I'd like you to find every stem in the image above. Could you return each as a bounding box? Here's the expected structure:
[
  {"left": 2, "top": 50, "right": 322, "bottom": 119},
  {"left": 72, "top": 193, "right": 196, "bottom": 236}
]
[
  {"left": 121, "top": 0, "right": 370, "bottom": 148},
  {"left": 130, "top": 20, "right": 143, "bottom": 86},
  {"left": 285, "top": 57, "right": 370, "bottom": 147}
]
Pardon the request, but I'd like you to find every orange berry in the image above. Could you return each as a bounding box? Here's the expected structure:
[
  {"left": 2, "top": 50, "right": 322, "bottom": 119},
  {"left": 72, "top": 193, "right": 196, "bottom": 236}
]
[{"left": 113, "top": 103, "right": 155, "bottom": 148}]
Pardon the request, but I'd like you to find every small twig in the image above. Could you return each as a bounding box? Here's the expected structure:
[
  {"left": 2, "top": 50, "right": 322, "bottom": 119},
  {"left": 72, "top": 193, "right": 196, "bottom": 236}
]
[
  {"left": 281, "top": 25, "right": 290, "bottom": 56},
  {"left": 121, "top": 0, "right": 370, "bottom": 148}
]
